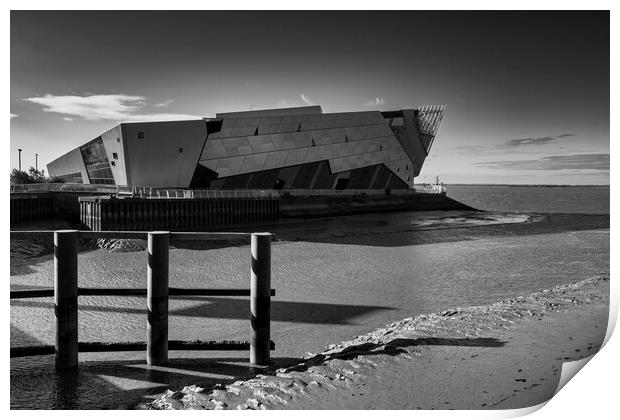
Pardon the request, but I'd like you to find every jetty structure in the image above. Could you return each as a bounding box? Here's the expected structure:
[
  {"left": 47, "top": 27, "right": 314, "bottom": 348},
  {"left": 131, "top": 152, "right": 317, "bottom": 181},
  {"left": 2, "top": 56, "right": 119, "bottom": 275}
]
[{"left": 12, "top": 105, "right": 472, "bottom": 229}]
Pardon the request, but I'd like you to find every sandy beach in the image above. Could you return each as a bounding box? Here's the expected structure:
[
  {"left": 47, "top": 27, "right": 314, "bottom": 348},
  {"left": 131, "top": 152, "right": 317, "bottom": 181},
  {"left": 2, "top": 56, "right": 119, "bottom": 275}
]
[
  {"left": 146, "top": 275, "right": 609, "bottom": 410},
  {"left": 10, "top": 210, "right": 609, "bottom": 409}
]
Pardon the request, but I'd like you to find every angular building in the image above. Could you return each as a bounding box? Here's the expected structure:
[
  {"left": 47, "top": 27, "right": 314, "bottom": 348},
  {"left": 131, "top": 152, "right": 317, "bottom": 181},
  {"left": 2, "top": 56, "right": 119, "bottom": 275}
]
[{"left": 47, "top": 105, "right": 445, "bottom": 190}]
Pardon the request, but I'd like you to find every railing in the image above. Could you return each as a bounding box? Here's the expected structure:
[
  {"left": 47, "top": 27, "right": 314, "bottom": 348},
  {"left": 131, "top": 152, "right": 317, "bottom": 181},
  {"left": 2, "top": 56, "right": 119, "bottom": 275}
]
[
  {"left": 135, "top": 188, "right": 280, "bottom": 199},
  {"left": 413, "top": 184, "right": 447, "bottom": 194},
  {"left": 11, "top": 183, "right": 447, "bottom": 197},
  {"left": 10, "top": 230, "right": 275, "bottom": 369},
  {"left": 10, "top": 183, "right": 123, "bottom": 194},
  {"left": 134, "top": 187, "right": 447, "bottom": 199}
]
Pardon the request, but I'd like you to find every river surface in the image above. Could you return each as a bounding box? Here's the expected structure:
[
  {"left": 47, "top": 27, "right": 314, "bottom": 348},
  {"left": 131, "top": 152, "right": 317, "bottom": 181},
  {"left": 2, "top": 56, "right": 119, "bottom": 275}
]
[
  {"left": 10, "top": 186, "right": 610, "bottom": 409},
  {"left": 446, "top": 185, "right": 609, "bottom": 214}
]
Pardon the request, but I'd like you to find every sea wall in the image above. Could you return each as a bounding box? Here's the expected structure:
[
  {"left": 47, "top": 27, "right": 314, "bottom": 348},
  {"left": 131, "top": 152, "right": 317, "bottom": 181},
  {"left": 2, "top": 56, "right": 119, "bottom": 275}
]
[
  {"left": 79, "top": 196, "right": 280, "bottom": 231},
  {"left": 278, "top": 192, "right": 475, "bottom": 218},
  {"left": 10, "top": 191, "right": 104, "bottom": 224},
  {"left": 11, "top": 190, "right": 476, "bottom": 229},
  {"left": 10, "top": 193, "right": 53, "bottom": 223}
]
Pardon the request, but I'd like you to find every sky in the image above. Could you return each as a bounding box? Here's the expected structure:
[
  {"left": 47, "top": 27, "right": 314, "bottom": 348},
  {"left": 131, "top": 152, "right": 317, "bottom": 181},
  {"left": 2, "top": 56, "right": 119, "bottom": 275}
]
[{"left": 10, "top": 11, "right": 609, "bottom": 184}]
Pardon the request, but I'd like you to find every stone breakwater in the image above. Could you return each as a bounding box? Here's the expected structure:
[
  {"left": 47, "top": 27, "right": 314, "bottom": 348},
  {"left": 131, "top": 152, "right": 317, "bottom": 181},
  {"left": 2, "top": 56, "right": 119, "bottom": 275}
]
[{"left": 144, "top": 275, "right": 609, "bottom": 410}]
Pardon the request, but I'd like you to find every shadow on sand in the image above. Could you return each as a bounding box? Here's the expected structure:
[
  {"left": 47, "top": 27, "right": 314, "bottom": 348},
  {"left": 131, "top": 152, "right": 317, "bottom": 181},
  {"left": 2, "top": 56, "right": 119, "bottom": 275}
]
[
  {"left": 10, "top": 296, "right": 393, "bottom": 325},
  {"left": 11, "top": 336, "right": 505, "bottom": 409}
]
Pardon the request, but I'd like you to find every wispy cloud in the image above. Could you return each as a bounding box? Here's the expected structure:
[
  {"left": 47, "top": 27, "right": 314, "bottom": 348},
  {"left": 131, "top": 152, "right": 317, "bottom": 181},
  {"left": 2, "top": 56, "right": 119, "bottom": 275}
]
[
  {"left": 363, "top": 97, "right": 385, "bottom": 107},
  {"left": 63, "top": 117, "right": 74, "bottom": 122},
  {"left": 10, "top": 113, "right": 18, "bottom": 119},
  {"left": 24, "top": 94, "right": 200, "bottom": 122},
  {"left": 300, "top": 93, "right": 314, "bottom": 106},
  {"left": 153, "top": 99, "right": 173, "bottom": 107},
  {"left": 275, "top": 99, "right": 295, "bottom": 108},
  {"left": 478, "top": 154, "right": 609, "bottom": 171},
  {"left": 504, "top": 133, "right": 575, "bottom": 147}
]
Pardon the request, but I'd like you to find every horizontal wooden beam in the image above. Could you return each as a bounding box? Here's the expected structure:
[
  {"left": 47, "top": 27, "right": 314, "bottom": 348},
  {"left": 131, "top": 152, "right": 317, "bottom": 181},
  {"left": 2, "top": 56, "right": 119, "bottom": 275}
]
[
  {"left": 10, "top": 231, "right": 270, "bottom": 241},
  {"left": 10, "top": 345, "right": 54, "bottom": 358},
  {"left": 169, "top": 288, "right": 276, "bottom": 297},
  {"left": 10, "top": 288, "right": 276, "bottom": 298},
  {"left": 10, "top": 231, "right": 55, "bottom": 240},
  {"left": 78, "top": 287, "right": 147, "bottom": 296},
  {"left": 171, "top": 232, "right": 253, "bottom": 240},
  {"left": 79, "top": 231, "right": 147, "bottom": 240},
  {"left": 10, "top": 289, "right": 54, "bottom": 299}
]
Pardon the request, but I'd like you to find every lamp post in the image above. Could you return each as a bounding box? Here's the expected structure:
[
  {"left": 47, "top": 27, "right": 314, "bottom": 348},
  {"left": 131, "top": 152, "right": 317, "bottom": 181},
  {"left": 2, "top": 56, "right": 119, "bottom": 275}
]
[
  {"left": 35, "top": 153, "right": 38, "bottom": 171},
  {"left": 18, "top": 149, "right": 22, "bottom": 171}
]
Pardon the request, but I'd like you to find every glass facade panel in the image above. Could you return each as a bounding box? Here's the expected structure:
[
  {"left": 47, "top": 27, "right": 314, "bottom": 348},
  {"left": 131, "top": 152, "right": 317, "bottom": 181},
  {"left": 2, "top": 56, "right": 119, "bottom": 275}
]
[
  {"left": 56, "top": 171, "right": 83, "bottom": 183},
  {"left": 80, "top": 137, "right": 115, "bottom": 185}
]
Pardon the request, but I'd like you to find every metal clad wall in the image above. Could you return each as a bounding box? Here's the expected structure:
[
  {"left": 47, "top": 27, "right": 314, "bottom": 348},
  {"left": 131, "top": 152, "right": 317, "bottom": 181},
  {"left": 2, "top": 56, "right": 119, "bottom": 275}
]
[
  {"left": 122, "top": 120, "right": 208, "bottom": 187},
  {"left": 199, "top": 109, "right": 415, "bottom": 186}
]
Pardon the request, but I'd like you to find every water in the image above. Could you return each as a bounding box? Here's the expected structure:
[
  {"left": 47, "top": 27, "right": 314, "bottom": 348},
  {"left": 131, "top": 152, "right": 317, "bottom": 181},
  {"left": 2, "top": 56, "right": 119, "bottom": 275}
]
[
  {"left": 10, "top": 186, "right": 610, "bottom": 409},
  {"left": 446, "top": 185, "right": 609, "bottom": 214}
]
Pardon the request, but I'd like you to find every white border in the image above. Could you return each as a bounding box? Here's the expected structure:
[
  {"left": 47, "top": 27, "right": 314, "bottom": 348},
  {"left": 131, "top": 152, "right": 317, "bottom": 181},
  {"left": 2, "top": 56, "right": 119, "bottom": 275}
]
[{"left": 3, "top": 2, "right": 616, "bottom": 419}]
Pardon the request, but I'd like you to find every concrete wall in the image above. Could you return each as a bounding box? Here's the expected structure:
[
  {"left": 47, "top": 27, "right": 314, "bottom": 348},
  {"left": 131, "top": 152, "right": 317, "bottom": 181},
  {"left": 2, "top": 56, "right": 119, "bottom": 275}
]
[
  {"left": 47, "top": 148, "right": 89, "bottom": 183},
  {"left": 121, "top": 120, "right": 208, "bottom": 187}
]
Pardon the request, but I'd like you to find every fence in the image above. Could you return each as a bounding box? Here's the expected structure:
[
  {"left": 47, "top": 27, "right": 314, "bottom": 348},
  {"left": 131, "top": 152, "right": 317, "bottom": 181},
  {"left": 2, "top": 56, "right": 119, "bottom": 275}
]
[
  {"left": 10, "top": 230, "right": 275, "bottom": 369},
  {"left": 11, "top": 183, "right": 447, "bottom": 197}
]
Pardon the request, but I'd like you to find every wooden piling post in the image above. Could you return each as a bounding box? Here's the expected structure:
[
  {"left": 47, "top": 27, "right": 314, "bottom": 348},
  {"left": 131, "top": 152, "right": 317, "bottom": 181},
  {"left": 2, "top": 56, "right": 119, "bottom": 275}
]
[
  {"left": 250, "top": 233, "right": 272, "bottom": 366},
  {"left": 147, "top": 231, "right": 170, "bottom": 366},
  {"left": 54, "top": 229, "right": 79, "bottom": 370}
]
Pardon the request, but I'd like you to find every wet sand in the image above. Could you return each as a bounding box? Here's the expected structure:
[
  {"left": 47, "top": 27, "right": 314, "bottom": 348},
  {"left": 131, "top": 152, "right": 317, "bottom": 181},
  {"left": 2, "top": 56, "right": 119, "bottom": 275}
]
[
  {"left": 10, "top": 211, "right": 609, "bottom": 409},
  {"left": 147, "top": 276, "right": 609, "bottom": 410}
]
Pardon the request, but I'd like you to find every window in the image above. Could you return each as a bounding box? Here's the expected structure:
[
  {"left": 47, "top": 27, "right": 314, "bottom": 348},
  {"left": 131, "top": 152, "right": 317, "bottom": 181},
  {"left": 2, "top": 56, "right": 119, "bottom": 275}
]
[
  {"left": 79, "top": 137, "right": 115, "bottom": 185},
  {"left": 116, "top": 138, "right": 120, "bottom": 143},
  {"left": 111, "top": 161, "right": 116, "bottom": 166},
  {"left": 178, "top": 147, "right": 184, "bottom": 153},
  {"left": 137, "top": 131, "right": 144, "bottom": 139},
  {"left": 56, "top": 172, "right": 83, "bottom": 183},
  {"left": 112, "top": 152, "right": 118, "bottom": 159}
]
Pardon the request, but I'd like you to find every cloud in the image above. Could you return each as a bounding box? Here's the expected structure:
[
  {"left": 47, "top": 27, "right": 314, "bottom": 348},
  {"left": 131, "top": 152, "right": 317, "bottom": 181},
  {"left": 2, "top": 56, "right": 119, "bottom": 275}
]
[
  {"left": 10, "top": 113, "right": 18, "bottom": 119},
  {"left": 504, "top": 133, "right": 576, "bottom": 147},
  {"left": 63, "top": 117, "right": 74, "bottom": 122},
  {"left": 478, "top": 154, "right": 609, "bottom": 171},
  {"left": 300, "top": 93, "right": 314, "bottom": 106},
  {"left": 24, "top": 94, "right": 200, "bottom": 122},
  {"left": 363, "top": 97, "right": 385, "bottom": 107},
  {"left": 153, "top": 99, "right": 173, "bottom": 107},
  {"left": 276, "top": 99, "right": 295, "bottom": 108}
]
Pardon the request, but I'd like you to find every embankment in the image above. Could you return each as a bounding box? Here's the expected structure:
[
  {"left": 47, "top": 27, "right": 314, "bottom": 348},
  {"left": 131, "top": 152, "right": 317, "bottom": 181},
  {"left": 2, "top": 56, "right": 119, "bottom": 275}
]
[{"left": 279, "top": 192, "right": 475, "bottom": 218}]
